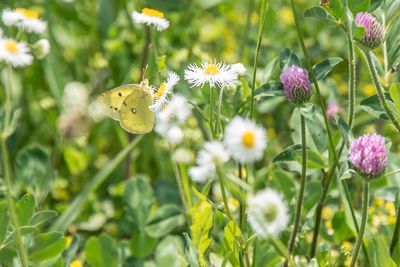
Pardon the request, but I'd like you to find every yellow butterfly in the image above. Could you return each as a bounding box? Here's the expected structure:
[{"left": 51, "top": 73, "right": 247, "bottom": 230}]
[{"left": 98, "top": 81, "right": 154, "bottom": 134}]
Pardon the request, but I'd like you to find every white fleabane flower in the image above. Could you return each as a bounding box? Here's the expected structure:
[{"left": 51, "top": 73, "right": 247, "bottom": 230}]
[
  {"left": 2, "top": 8, "right": 47, "bottom": 33},
  {"left": 197, "top": 141, "right": 230, "bottom": 167},
  {"left": 149, "top": 71, "right": 179, "bottom": 112},
  {"left": 231, "top": 63, "right": 247, "bottom": 76},
  {"left": 184, "top": 60, "right": 239, "bottom": 88},
  {"left": 188, "top": 165, "right": 214, "bottom": 183},
  {"left": 189, "top": 141, "right": 229, "bottom": 183},
  {"left": 63, "top": 82, "right": 88, "bottom": 111},
  {"left": 166, "top": 126, "right": 184, "bottom": 145},
  {"left": 224, "top": 116, "right": 267, "bottom": 163},
  {"left": 132, "top": 8, "right": 169, "bottom": 31},
  {"left": 0, "top": 39, "right": 33, "bottom": 67},
  {"left": 247, "top": 189, "right": 289, "bottom": 238}
]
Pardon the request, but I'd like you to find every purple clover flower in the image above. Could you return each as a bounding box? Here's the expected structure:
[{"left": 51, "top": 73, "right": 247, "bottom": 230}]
[
  {"left": 327, "top": 101, "right": 342, "bottom": 120},
  {"left": 280, "top": 65, "right": 312, "bottom": 105},
  {"left": 355, "top": 12, "right": 385, "bottom": 49},
  {"left": 349, "top": 134, "right": 387, "bottom": 180}
]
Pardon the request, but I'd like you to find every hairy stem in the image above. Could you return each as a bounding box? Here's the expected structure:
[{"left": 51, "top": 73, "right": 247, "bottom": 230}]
[
  {"left": 285, "top": 114, "right": 307, "bottom": 266},
  {"left": 350, "top": 181, "right": 369, "bottom": 267},
  {"left": 391, "top": 195, "right": 400, "bottom": 255}
]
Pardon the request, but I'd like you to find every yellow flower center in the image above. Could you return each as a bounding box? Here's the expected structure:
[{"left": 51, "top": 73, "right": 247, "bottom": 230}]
[
  {"left": 242, "top": 131, "right": 255, "bottom": 148},
  {"left": 16, "top": 8, "right": 40, "bottom": 19},
  {"left": 204, "top": 64, "right": 220, "bottom": 75},
  {"left": 142, "top": 8, "right": 165, "bottom": 18},
  {"left": 5, "top": 40, "right": 19, "bottom": 54},
  {"left": 155, "top": 82, "right": 166, "bottom": 99}
]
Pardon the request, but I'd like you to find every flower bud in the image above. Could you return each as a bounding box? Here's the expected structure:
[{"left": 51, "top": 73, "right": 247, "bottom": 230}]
[
  {"left": 33, "top": 39, "right": 50, "bottom": 59},
  {"left": 280, "top": 65, "right": 312, "bottom": 105},
  {"left": 349, "top": 134, "right": 387, "bottom": 180},
  {"left": 355, "top": 12, "right": 385, "bottom": 49}
]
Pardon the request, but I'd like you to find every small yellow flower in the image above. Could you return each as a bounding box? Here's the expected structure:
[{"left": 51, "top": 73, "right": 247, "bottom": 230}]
[
  {"left": 388, "top": 215, "right": 397, "bottom": 224},
  {"left": 279, "top": 7, "right": 294, "bottom": 25},
  {"left": 341, "top": 241, "right": 352, "bottom": 253},
  {"left": 65, "top": 236, "right": 73, "bottom": 247},
  {"left": 385, "top": 201, "right": 395, "bottom": 214},
  {"left": 70, "top": 260, "right": 83, "bottom": 267},
  {"left": 322, "top": 206, "right": 333, "bottom": 220},
  {"left": 363, "top": 84, "right": 375, "bottom": 96},
  {"left": 373, "top": 198, "right": 384, "bottom": 207}
]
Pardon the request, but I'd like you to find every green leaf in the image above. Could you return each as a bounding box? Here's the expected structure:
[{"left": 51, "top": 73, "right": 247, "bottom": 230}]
[
  {"left": 155, "top": 235, "right": 187, "bottom": 267},
  {"left": 145, "top": 205, "right": 185, "bottom": 238},
  {"left": 360, "top": 93, "right": 393, "bottom": 120},
  {"left": 51, "top": 137, "right": 143, "bottom": 232},
  {"left": 29, "top": 211, "right": 57, "bottom": 227},
  {"left": 63, "top": 146, "right": 89, "bottom": 176},
  {"left": 312, "top": 57, "right": 343, "bottom": 80},
  {"left": 29, "top": 232, "right": 66, "bottom": 262},
  {"left": 0, "top": 247, "right": 17, "bottom": 264},
  {"left": 349, "top": 0, "right": 371, "bottom": 14},
  {"left": 316, "top": 243, "right": 331, "bottom": 267},
  {"left": 254, "top": 81, "right": 285, "bottom": 99},
  {"left": 354, "top": 26, "right": 367, "bottom": 40},
  {"left": 367, "top": 235, "right": 397, "bottom": 267},
  {"left": 304, "top": 7, "right": 337, "bottom": 26},
  {"left": 369, "top": 0, "right": 384, "bottom": 11},
  {"left": 85, "top": 234, "right": 118, "bottom": 267},
  {"left": 0, "top": 202, "right": 9, "bottom": 244},
  {"left": 390, "top": 83, "right": 400, "bottom": 111},
  {"left": 329, "top": 0, "right": 345, "bottom": 20},
  {"left": 16, "top": 194, "right": 35, "bottom": 226},
  {"left": 223, "top": 220, "right": 241, "bottom": 267},
  {"left": 130, "top": 231, "right": 158, "bottom": 259},
  {"left": 332, "top": 211, "right": 354, "bottom": 241},
  {"left": 188, "top": 200, "right": 214, "bottom": 266},
  {"left": 336, "top": 117, "right": 353, "bottom": 148},
  {"left": 124, "top": 176, "right": 154, "bottom": 229},
  {"left": 279, "top": 48, "right": 301, "bottom": 70},
  {"left": 15, "top": 145, "right": 50, "bottom": 194},
  {"left": 183, "top": 233, "right": 200, "bottom": 267}
]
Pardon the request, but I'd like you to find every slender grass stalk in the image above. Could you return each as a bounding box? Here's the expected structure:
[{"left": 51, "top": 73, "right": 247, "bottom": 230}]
[
  {"left": 250, "top": 0, "right": 269, "bottom": 119},
  {"left": 1, "top": 68, "right": 29, "bottom": 267},
  {"left": 349, "top": 181, "right": 369, "bottom": 267},
  {"left": 364, "top": 50, "right": 400, "bottom": 132},
  {"left": 390, "top": 194, "right": 400, "bottom": 255},
  {"left": 171, "top": 161, "right": 188, "bottom": 211},
  {"left": 238, "top": 163, "right": 247, "bottom": 230},
  {"left": 217, "top": 168, "right": 233, "bottom": 220},
  {"left": 270, "top": 237, "right": 297, "bottom": 267},
  {"left": 284, "top": 114, "right": 307, "bottom": 267}
]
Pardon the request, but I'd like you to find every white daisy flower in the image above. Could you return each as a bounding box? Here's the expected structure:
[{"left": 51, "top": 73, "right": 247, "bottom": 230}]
[
  {"left": 132, "top": 8, "right": 169, "bottom": 31},
  {"left": 188, "top": 165, "right": 214, "bottom": 183},
  {"left": 0, "top": 39, "right": 33, "bottom": 67},
  {"left": 224, "top": 116, "right": 267, "bottom": 163},
  {"left": 197, "top": 141, "right": 230, "bottom": 167},
  {"left": 231, "top": 63, "right": 247, "bottom": 76},
  {"left": 2, "top": 8, "right": 47, "bottom": 34},
  {"left": 189, "top": 141, "right": 229, "bottom": 183},
  {"left": 149, "top": 71, "right": 180, "bottom": 112},
  {"left": 184, "top": 60, "right": 239, "bottom": 88},
  {"left": 166, "top": 125, "right": 184, "bottom": 145},
  {"left": 247, "top": 189, "right": 289, "bottom": 238}
]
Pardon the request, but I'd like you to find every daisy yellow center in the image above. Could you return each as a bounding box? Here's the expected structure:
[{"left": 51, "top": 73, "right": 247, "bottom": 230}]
[
  {"left": 156, "top": 82, "right": 167, "bottom": 99},
  {"left": 5, "top": 40, "right": 19, "bottom": 54},
  {"left": 16, "top": 8, "right": 39, "bottom": 19},
  {"left": 142, "top": 8, "right": 165, "bottom": 18},
  {"left": 204, "top": 64, "right": 220, "bottom": 75},
  {"left": 242, "top": 131, "right": 255, "bottom": 148}
]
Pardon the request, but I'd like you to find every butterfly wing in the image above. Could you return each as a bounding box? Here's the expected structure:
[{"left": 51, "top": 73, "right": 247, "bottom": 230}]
[
  {"left": 119, "top": 86, "right": 155, "bottom": 134},
  {"left": 98, "top": 84, "right": 139, "bottom": 121}
]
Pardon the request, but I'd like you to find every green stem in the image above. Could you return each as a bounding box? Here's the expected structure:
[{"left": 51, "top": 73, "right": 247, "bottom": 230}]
[
  {"left": 170, "top": 147, "right": 188, "bottom": 211},
  {"left": 364, "top": 50, "right": 400, "bottom": 132},
  {"left": 216, "top": 87, "right": 224, "bottom": 136},
  {"left": 217, "top": 168, "right": 233, "bottom": 220},
  {"left": 350, "top": 181, "right": 369, "bottom": 267},
  {"left": 271, "top": 237, "right": 297, "bottom": 267},
  {"left": 1, "top": 137, "right": 29, "bottom": 267},
  {"left": 239, "top": 163, "right": 246, "bottom": 231},
  {"left": 210, "top": 86, "right": 216, "bottom": 138},
  {"left": 285, "top": 114, "right": 307, "bottom": 267},
  {"left": 178, "top": 163, "right": 193, "bottom": 209},
  {"left": 250, "top": 0, "right": 268, "bottom": 119},
  {"left": 390, "top": 195, "right": 400, "bottom": 255}
]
